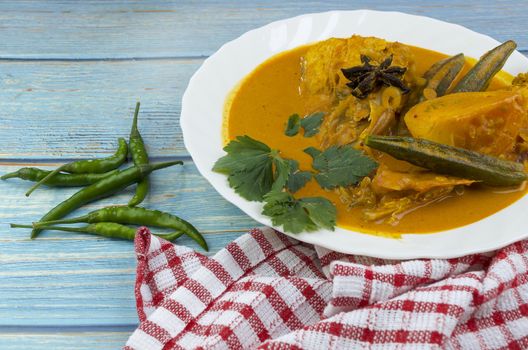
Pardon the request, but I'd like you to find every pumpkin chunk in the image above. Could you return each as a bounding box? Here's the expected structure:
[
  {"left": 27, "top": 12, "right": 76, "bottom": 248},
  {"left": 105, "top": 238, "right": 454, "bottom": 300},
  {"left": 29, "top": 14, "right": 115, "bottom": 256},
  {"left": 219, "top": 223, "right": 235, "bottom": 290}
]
[{"left": 404, "top": 90, "right": 525, "bottom": 156}]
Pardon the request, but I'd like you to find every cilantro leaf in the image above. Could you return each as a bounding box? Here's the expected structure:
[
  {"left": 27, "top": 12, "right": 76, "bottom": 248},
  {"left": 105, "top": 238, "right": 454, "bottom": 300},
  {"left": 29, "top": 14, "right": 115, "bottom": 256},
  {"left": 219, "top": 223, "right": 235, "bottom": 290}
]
[
  {"left": 298, "top": 197, "right": 336, "bottom": 231},
  {"left": 262, "top": 191, "right": 336, "bottom": 233},
  {"left": 213, "top": 135, "right": 271, "bottom": 174},
  {"left": 304, "top": 147, "right": 321, "bottom": 159},
  {"left": 271, "top": 156, "right": 291, "bottom": 192},
  {"left": 227, "top": 163, "right": 273, "bottom": 201},
  {"left": 286, "top": 160, "right": 312, "bottom": 193},
  {"left": 285, "top": 114, "right": 301, "bottom": 137},
  {"left": 301, "top": 112, "right": 324, "bottom": 137},
  {"left": 305, "top": 145, "right": 378, "bottom": 189},
  {"left": 262, "top": 191, "right": 314, "bottom": 233},
  {"left": 213, "top": 135, "right": 291, "bottom": 201}
]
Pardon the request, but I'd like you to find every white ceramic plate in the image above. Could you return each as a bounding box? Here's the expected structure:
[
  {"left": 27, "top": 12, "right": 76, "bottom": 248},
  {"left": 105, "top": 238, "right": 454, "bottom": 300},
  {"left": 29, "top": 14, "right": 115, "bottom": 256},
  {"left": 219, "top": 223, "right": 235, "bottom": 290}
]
[{"left": 181, "top": 10, "right": 528, "bottom": 259}]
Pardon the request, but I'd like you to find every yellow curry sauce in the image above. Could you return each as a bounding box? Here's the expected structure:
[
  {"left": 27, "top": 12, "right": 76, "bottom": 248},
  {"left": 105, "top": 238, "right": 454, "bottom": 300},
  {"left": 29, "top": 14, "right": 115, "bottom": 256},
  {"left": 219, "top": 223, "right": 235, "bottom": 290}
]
[{"left": 225, "top": 43, "right": 527, "bottom": 237}]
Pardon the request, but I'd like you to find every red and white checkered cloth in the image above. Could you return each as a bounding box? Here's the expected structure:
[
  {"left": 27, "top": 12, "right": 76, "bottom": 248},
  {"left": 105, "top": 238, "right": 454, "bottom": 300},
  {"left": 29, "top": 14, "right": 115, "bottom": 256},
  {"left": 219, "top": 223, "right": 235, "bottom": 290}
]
[{"left": 125, "top": 227, "right": 528, "bottom": 349}]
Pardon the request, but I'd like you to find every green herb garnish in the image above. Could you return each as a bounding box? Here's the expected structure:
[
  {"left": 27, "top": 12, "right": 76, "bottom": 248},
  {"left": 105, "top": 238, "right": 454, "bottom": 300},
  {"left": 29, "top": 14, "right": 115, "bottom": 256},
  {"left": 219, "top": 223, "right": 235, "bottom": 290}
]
[
  {"left": 262, "top": 191, "right": 336, "bottom": 233},
  {"left": 305, "top": 145, "right": 378, "bottom": 189},
  {"left": 285, "top": 160, "right": 312, "bottom": 193},
  {"left": 285, "top": 114, "right": 301, "bottom": 137},
  {"left": 213, "top": 135, "right": 290, "bottom": 201},
  {"left": 212, "top": 136, "right": 368, "bottom": 234},
  {"left": 285, "top": 112, "right": 325, "bottom": 137},
  {"left": 301, "top": 112, "right": 325, "bottom": 137}
]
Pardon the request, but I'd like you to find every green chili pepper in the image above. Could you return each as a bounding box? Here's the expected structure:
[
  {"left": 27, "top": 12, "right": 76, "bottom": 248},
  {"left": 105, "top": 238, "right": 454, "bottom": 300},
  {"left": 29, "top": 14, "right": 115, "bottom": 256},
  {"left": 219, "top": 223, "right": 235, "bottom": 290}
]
[
  {"left": 25, "top": 138, "right": 129, "bottom": 197},
  {"left": 1, "top": 168, "right": 119, "bottom": 187},
  {"left": 12, "top": 223, "right": 183, "bottom": 242},
  {"left": 128, "top": 102, "right": 150, "bottom": 207},
  {"left": 35, "top": 206, "right": 208, "bottom": 251},
  {"left": 30, "top": 160, "right": 182, "bottom": 239}
]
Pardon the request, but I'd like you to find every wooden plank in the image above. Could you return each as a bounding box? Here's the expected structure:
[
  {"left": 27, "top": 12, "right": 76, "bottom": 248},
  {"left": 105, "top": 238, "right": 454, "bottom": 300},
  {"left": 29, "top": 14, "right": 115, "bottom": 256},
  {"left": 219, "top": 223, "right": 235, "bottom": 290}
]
[
  {"left": 0, "top": 0, "right": 527, "bottom": 59},
  {"left": 1, "top": 1, "right": 526, "bottom": 346},
  {"left": 0, "top": 59, "right": 201, "bottom": 159},
  {"left": 2, "top": 52, "right": 526, "bottom": 161},
  {"left": 0, "top": 331, "right": 130, "bottom": 350},
  {"left": 0, "top": 232, "right": 246, "bottom": 326},
  {"left": 0, "top": 162, "right": 258, "bottom": 240},
  {"left": 0, "top": 162, "right": 256, "bottom": 325}
]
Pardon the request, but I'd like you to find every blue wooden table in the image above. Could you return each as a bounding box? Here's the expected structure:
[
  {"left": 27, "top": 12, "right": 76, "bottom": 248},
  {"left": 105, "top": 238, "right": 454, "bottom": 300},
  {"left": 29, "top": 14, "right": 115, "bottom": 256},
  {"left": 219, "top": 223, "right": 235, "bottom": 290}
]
[{"left": 1, "top": 1, "right": 526, "bottom": 348}]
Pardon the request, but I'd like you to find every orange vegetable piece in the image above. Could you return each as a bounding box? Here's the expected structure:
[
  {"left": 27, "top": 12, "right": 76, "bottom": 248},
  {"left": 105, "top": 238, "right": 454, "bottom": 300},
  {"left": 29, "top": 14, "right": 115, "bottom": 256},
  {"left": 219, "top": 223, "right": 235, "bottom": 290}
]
[{"left": 404, "top": 90, "right": 525, "bottom": 156}]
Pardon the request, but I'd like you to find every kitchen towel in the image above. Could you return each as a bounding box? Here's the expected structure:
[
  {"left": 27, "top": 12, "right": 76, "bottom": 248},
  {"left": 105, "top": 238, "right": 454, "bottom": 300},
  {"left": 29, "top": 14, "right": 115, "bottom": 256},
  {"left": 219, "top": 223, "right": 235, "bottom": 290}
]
[{"left": 125, "top": 227, "right": 528, "bottom": 349}]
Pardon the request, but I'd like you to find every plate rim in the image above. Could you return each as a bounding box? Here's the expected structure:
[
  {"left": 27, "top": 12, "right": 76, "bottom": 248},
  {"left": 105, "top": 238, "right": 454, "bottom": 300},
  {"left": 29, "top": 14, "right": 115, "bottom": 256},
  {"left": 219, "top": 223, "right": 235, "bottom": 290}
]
[{"left": 181, "top": 9, "right": 528, "bottom": 259}]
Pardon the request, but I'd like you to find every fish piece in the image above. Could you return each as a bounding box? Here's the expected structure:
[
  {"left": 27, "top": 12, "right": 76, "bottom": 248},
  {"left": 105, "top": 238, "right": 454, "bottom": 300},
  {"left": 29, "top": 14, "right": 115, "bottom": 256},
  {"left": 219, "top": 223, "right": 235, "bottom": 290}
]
[{"left": 371, "top": 164, "right": 474, "bottom": 194}]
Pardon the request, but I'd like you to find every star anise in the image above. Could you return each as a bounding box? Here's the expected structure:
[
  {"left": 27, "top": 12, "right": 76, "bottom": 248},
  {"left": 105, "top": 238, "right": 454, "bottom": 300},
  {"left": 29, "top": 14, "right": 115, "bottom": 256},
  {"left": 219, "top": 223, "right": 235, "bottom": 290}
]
[{"left": 341, "top": 55, "right": 410, "bottom": 99}]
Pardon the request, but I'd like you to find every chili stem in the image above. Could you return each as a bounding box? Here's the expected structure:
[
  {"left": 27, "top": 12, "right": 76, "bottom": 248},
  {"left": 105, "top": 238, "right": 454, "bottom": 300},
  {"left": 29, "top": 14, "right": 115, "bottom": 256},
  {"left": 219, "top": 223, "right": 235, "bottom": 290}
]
[
  {"left": 12, "top": 223, "right": 185, "bottom": 242},
  {"left": 25, "top": 164, "right": 68, "bottom": 197},
  {"left": 12, "top": 223, "right": 86, "bottom": 233},
  {"left": 25, "top": 138, "right": 128, "bottom": 197},
  {"left": 31, "top": 160, "right": 182, "bottom": 239},
  {"left": 33, "top": 216, "right": 89, "bottom": 226},
  {"left": 132, "top": 101, "right": 140, "bottom": 136},
  {"left": 1, "top": 171, "right": 19, "bottom": 180}
]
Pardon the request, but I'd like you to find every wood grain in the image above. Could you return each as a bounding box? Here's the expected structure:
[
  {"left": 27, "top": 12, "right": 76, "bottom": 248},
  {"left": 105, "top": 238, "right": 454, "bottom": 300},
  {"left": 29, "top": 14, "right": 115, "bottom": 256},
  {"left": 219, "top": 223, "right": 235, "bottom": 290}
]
[
  {"left": 0, "top": 0, "right": 526, "bottom": 59},
  {"left": 0, "top": 163, "right": 258, "bottom": 239},
  {"left": 0, "top": 231, "right": 247, "bottom": 327},
  {"left": 0, "top": 59, "right": 201, "bottom": 159},
  {"left": 0, "top": 161, "right": 255, "bottom": 326},
  {"left": 1, "top": 1, "right": 527, "bottom": 348},
  {"left": 1, "top": 50, "right": 526, "bottom": 161},
  {"left": 0, "top": 331, "right": 131, "bottom": 350}
]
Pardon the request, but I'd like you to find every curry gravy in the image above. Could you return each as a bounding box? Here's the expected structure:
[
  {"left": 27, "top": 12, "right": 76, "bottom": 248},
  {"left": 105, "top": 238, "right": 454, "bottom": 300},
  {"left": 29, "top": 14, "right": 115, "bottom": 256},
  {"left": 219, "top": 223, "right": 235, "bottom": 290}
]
[{"left": 225, "top": 44, "right": 526, "bottom": 237}]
